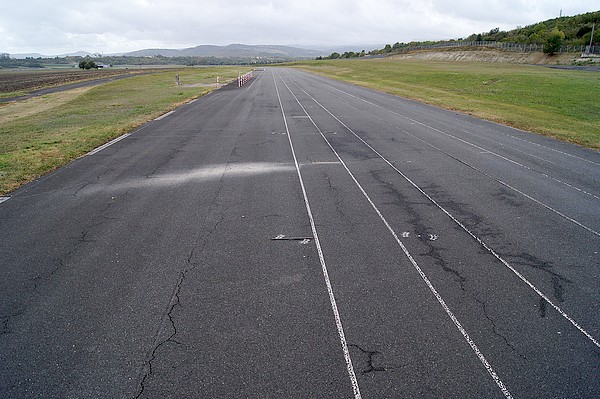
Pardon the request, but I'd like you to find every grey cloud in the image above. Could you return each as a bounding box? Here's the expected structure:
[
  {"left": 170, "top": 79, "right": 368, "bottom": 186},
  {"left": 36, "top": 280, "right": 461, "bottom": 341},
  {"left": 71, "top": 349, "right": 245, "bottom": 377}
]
[{"left": 2, "top": 0, "right": 599, "bottom": 54}]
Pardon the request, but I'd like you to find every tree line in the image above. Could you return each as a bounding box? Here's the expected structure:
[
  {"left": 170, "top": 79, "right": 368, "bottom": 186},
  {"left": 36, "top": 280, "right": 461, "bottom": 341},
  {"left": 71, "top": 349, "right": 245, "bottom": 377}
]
[{"left": 316, "top": 50, "right": 367, "bottom": 60}]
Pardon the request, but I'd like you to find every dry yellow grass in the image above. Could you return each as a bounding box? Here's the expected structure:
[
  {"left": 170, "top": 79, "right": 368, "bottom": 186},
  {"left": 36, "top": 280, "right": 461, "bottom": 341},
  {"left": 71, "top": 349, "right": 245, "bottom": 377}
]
[{"left": 0, "top": 87, "right": 94, "bottom": 124}]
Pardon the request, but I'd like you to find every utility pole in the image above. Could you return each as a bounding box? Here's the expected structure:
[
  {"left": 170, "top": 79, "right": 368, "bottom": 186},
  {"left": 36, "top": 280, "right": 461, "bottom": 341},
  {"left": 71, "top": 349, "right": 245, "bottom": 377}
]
[{"left": 586, "top": 23, "right": 596, "bottom": 55}]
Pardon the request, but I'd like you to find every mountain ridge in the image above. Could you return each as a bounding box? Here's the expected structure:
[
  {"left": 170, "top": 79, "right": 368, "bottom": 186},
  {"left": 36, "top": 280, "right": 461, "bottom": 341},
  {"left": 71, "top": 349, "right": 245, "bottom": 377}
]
[
  {"left": 118, "top": 44, "right": 324, "bottom": 58},
  {"left": 8, "top": 44, "right": 335, "bottom": 59}
]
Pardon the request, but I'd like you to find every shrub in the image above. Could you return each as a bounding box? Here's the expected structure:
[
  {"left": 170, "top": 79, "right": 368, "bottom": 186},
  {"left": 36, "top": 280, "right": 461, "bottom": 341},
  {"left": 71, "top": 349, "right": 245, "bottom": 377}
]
[
  {"left": 543, "top": 29, "right": 565, "bottom": 55},
  {"left": 78, "top": 60, "right": 97, "bottom": 69}
]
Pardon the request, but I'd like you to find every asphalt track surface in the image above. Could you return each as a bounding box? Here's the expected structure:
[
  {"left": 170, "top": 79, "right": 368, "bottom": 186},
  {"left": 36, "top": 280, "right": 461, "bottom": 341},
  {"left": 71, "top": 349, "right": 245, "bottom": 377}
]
[{"left": 1, "top": 68, "right": 599, "bottom": 398}]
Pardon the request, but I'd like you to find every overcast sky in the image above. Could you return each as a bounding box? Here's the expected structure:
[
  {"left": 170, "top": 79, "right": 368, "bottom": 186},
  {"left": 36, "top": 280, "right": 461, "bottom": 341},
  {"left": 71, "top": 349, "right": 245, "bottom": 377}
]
[{"left": 1, "top": 0, "right": 599, "bottom": 55}]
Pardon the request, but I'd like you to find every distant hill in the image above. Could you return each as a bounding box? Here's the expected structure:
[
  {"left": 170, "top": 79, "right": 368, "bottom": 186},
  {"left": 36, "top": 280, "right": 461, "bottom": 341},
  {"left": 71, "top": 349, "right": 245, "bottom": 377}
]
[
  {"left": 10, "top": 51, "right": 94, "bottom": 59},
  {"left": 9, "top": 53, "right": 47, "bottom": 59},
  {"left": 124, "top": 44, "right": 324, "bottom": 58}
]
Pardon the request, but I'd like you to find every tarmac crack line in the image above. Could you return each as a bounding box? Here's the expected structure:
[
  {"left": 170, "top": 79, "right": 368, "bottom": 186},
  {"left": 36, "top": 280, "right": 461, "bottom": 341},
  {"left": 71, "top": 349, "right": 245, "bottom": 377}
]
[
  {"left": 135, "top": 121, "right": 239, "bottom": 398},
  {"left": 348, "top": 344, "right": 386, "bottom": 374},
  {"left": 134, "top": 208, "right": 227, "bottom": 399},
  {"left": 1, "top": 309, "right": 26, "bottom": 335},
  {"left": 371, "top": 167, "right": 526, "bottom": 359}
]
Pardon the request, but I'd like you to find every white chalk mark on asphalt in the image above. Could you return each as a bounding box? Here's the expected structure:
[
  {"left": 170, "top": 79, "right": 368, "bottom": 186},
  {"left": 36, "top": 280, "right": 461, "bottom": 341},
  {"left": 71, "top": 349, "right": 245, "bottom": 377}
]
[
  {"left": 80, "top": 162, "right": 295, "bottom": 194},
  {"left": 273, "top": 73, "right": 362, "bottom": 399},
  {"left": 0, "top": 197, "right": 10, "bottom": 204}
]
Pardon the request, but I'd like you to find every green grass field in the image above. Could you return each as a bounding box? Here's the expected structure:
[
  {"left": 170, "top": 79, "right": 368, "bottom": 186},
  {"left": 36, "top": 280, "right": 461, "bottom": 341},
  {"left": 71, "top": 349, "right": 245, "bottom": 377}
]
[
  {"left": 0, "top": 67, "right": 250, "bottom": 195},
  {"left": 292, "top": 59, "right": 600, "bottom": 150}
]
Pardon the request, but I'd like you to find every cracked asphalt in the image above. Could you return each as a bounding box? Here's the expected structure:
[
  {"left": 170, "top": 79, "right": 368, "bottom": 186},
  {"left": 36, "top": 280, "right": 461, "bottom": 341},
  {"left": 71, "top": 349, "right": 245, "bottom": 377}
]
[{"left": 1, "top": 68, "right": 599, "bottom": 398}]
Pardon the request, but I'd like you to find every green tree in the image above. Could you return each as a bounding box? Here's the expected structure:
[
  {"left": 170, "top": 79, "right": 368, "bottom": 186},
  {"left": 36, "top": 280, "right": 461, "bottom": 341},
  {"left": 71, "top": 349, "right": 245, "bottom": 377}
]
[
  {"left": 78, "top": 59, "right": 97, "bottom": 69},
  {"left": 544, "top": 29, "right": 565, "bottom": 55}
]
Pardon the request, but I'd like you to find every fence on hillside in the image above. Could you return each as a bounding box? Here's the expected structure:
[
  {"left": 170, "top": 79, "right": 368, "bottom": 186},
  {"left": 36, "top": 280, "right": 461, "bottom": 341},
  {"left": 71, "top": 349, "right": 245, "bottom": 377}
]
[{"left": 392, "top": 41, "right": 600, "bottom": 55}]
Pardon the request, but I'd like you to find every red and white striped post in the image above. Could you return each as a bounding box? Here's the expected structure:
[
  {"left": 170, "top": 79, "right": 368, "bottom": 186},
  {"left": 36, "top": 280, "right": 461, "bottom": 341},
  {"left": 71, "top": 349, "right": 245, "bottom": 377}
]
[{"left": 238, "top": 71, "right": 253, "bottom": 87}]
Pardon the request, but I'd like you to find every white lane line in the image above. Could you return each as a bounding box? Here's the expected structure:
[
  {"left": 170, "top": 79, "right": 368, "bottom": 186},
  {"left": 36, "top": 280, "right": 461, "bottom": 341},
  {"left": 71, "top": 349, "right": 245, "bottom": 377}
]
[
  {"left": 454, "top": 127, "right": 600, "bottom": 200},
  {"left": 318, "top": 79, "right": 600, "bottom": 235},
  {"left": 321, "top": 79, "right": 600, "bottom": 199},
  {"left": 397, "top": 125, "right": 600, "bottom": 236},
  {"left": 245, "top": 69, "right": 263, "bottom": 90},
  {"left": 0, "top": 197, "right": 10, "bottom": 204},
  {"left": 279, "top": 73, "right": 513, "bottom": 398},
  {"left": 288, "top": 75, "right": 600, "bottom": 349},
  {"left": 273, "top": 73, "right": 362, "bottom": 399},
  {"left": 86, "top": 133, "right": 131, "bottom": 156},
  {"left": 506, "top": 132, "right": 600, "bottom": 167},
  {"left": 460, "top": 119, "right": 600, "bottom": 167},
  {"left": 154, "top": 110, "right": 175, "bottom": 121},
  {"left": 321, "top": 76, "right": 600, "bottom": 167}
]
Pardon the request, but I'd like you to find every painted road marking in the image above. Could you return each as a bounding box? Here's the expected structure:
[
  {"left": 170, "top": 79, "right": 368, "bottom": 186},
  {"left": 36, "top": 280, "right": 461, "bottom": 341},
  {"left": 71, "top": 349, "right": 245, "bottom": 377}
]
[
  {"left": 280, "top": 74, "right": 513, "bottom": 398},
  {"left": 271, "top": 234, "right": 313, "bottom": 241},
  {"left": 0, "top": 197, "right": 10, "bottom": 204},
  {"left": 323, "top": 81, "right": 600, "bottom": 233},
  {"left": 86, "top": 133, "right": 131, "bottom": 156},
  {"left": 273, "top": 73, "right": 362, "bottom": 399},
  {"left": 291, "top": 75, "right": 600, "bottom": 348},
  {"left": 154, "top": 110, "right": 175, "bottom": 121}
]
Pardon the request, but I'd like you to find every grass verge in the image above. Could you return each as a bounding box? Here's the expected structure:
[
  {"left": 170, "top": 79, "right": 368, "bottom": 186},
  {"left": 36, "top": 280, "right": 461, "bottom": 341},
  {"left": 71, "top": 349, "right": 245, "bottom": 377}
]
[
  {"left": 0, "top": 67, "right": 249, "bottom": 195},
  {"left": 291, "top": 59, "right": 600, "bottom": 150}
]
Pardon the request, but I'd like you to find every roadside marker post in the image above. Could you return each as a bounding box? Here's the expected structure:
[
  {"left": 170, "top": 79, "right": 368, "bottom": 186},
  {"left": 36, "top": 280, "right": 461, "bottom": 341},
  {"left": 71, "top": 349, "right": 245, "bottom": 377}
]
[{"left": 238, "top": 71, "right": 253, "bottom": 87}]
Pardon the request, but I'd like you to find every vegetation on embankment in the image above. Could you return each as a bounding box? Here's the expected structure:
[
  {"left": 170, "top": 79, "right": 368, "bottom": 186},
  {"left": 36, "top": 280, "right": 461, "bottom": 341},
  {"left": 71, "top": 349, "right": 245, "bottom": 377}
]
[
  {"left": 0, "top": 67, "right": 250, "bottom": 195},
  {"left": 319, "top": 10, "right": 599, "bottom": 59},
  {"left": 292, "top": 58, "right": 600, "bottom": 150}
]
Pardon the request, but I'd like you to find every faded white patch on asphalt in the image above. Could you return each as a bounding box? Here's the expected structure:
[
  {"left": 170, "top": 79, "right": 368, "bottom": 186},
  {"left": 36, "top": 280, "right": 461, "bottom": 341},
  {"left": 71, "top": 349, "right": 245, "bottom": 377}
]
[{"left": 83, "top": 162, "right": 295, "bottom": 194}]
